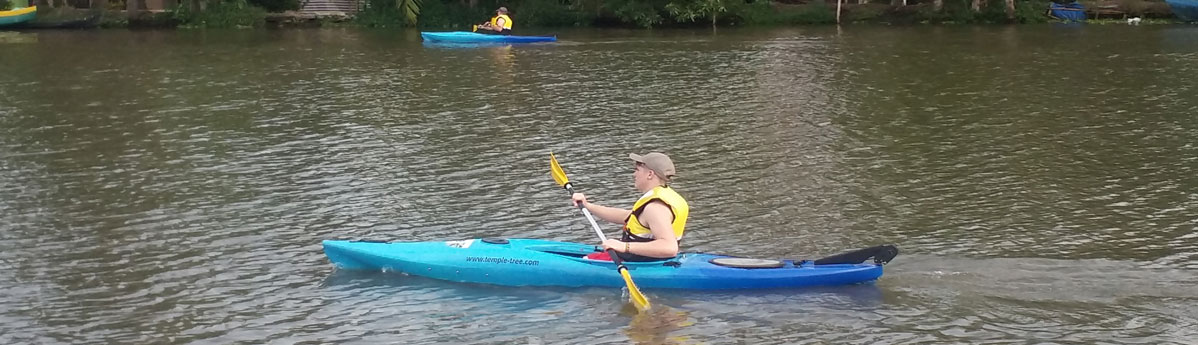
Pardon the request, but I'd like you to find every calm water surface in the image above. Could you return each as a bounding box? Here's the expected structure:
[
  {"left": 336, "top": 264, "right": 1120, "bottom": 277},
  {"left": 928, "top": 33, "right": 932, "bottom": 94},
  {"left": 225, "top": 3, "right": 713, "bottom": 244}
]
[{"left": 1, "top": 25, "right": 1196, "bottom": 344}]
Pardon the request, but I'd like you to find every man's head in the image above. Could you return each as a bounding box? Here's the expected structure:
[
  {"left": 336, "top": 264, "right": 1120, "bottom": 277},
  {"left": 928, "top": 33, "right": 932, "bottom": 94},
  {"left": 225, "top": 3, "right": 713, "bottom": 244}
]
[
  {"left": 496, "top": 7, "right": 508, "bottom": 14},
  {"left": 630, "top": 152, "right": 675, "bottom": 189}
]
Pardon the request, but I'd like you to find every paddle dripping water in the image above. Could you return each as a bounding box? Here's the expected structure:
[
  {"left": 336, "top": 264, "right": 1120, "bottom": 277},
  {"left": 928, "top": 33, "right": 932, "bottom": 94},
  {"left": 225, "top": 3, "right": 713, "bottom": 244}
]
[{"left": 550, "top": 153, "right": 651, "bottom": 311}]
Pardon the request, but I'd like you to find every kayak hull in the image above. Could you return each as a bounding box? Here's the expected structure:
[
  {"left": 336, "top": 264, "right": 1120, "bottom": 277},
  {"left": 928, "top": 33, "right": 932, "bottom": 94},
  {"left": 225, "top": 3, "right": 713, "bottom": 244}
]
[
  {"left": 0, "top": 6, "right": 37, "bottom": 27},
  {"left": 420, "top": 31, "right": 556, "bottom": 43},
  {"left": 322, "top": 238, "right": 886, "bottom": 290}
]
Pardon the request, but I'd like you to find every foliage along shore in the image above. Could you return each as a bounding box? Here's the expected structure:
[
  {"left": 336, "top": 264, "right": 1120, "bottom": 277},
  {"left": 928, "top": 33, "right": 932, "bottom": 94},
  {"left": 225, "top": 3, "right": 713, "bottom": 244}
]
[{"left": 19, "top": 0, "right": 1185, "bottom": 29}]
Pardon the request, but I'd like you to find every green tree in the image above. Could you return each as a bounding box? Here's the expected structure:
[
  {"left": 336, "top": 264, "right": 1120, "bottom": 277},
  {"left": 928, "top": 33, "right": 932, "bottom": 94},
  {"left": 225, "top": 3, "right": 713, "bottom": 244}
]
[
  {"left": 609, "top": 0, "right": 665, "bottom": 27},
  {"left": 666, "top": 0, "right": 728, "bottom": 27},
  {"left": 398, "top": 0, "right": 421, "bottom": 24}
]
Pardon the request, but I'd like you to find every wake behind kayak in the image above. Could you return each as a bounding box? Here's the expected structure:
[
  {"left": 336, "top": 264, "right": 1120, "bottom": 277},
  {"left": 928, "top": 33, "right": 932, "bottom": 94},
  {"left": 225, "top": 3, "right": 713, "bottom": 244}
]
[{"left": 322, "top": 238, "right": 897, "bottom": 290}]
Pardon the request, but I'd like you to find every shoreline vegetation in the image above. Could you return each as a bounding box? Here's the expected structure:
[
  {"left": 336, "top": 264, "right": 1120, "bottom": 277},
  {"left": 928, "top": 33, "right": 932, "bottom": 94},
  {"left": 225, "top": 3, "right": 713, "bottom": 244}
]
[{"left": 15, "top": 0, "right": 1187, "bottom": 29}]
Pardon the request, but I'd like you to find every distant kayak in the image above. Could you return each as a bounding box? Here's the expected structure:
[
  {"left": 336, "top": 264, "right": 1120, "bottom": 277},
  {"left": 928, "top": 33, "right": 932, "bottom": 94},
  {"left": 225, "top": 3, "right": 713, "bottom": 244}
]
[
  {"left": 420, "top": 31, "right": 556, "bottom": 44},
  {"left": 322, "top": 238, "right": 898, "bottom": 290},
  {"left": 0, "top": 6, "right": 37, "bottom": 27}
]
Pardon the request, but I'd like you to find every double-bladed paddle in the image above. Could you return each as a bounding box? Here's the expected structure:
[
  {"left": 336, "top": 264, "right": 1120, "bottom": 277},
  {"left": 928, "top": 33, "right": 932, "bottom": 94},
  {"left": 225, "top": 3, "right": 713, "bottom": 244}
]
[{"left": 550, "top": 153, "right": 651, "bottom": 311}]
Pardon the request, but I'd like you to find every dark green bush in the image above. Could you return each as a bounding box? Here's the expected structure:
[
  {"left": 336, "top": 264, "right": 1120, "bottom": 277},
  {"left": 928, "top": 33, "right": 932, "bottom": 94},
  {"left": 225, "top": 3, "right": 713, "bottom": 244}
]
[
  {"left": 513, "top": 0, "right": 595, "bottom": 27},
  {"left": 247, "top": 0, "right": 298, "bottom": 12},
  {"left": 173, "top": 0, "right": 267, "bottom": 28}
]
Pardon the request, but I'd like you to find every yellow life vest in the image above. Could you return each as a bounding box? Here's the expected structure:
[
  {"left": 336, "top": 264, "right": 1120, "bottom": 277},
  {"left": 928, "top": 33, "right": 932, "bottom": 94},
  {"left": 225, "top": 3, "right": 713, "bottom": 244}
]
[
  {"left": 490, "top": 14, "right": 513, "bottom": 30},
  {"left": 623, "top": 186, "right": 689, "bottom": 241}
]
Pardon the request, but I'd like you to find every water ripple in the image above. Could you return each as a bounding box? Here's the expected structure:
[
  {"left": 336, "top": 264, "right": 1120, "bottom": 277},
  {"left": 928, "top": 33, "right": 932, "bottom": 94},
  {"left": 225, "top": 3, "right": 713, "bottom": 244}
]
[{"left": 1, "top": 27, "right": 1195, "bottom": 344}]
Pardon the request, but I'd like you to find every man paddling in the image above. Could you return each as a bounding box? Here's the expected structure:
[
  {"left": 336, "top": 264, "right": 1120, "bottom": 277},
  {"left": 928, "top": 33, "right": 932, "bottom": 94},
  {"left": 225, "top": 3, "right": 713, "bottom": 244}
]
[
  {"left": 475, "top": 7, "right": 513, "bottom": 35},
  {"left": 571, "top": 152, "right": 690, "bottom": 261}
]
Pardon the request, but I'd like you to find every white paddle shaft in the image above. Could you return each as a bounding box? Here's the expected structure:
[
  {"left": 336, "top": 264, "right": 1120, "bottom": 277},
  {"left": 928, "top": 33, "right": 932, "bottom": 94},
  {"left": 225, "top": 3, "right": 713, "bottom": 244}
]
[{"left": 580, "top": 207, "right": 608, "bottom": 242}]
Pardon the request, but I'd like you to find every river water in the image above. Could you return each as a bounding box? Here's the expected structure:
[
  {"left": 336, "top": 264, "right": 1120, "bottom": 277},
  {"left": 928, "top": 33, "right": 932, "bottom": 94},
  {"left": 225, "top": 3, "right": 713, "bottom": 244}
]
[{"left": 1, "top": 25, "right": 1196, "bottom": 344}]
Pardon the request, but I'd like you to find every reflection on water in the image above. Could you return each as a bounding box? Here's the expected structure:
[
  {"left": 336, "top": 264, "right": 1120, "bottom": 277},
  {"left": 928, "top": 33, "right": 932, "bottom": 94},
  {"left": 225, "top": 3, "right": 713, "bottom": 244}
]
[
  {"left": 0, "top": 32, "right": 38, "bottom": 44},
  {"left": 422, "top": 41, "right": 517, "bottom": 49},
  {"left": 626, "top": 305, "right": 696, "bottom": 345}
]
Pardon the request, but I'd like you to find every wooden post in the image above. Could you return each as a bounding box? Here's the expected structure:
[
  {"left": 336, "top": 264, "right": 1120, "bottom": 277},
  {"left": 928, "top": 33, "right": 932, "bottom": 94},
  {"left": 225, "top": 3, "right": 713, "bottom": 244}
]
[{"left": 836, "top": 0, "right": 842, "bottom": 24}]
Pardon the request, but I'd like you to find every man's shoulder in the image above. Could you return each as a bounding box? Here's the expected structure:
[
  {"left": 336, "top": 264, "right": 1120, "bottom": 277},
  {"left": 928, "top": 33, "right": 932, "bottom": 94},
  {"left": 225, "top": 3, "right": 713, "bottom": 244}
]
[
  {"left": 642, "top": 200, "right": 672, "bottom": 213},
  {"left": 639, "top": 201, "right": 675, "bottom": 223}
]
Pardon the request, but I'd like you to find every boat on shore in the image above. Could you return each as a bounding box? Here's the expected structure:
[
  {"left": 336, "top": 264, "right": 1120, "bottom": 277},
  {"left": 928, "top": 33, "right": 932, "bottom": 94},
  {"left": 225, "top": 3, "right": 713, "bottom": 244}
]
[
  {"left": 1165, "top": 0, "right": 1198, "bottom": 21},
  {"left": 0, "top": 0, "right": 36, "bottom": 28}
]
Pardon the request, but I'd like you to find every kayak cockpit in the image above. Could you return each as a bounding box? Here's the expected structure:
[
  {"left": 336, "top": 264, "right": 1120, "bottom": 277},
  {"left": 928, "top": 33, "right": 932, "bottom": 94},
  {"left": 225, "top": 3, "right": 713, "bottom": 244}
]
[
  {"left": 520, "top": 243, "right": 684, "bottom": 265},
  {"left": 522, "top": 243, "right": 595, "bottom": 258}
]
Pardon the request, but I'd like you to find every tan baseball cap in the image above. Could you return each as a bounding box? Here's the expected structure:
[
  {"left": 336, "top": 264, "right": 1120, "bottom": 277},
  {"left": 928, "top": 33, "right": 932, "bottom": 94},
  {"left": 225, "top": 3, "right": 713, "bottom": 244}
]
[{"left": 629, "top": 152, "right": 676, "bottom": 181}]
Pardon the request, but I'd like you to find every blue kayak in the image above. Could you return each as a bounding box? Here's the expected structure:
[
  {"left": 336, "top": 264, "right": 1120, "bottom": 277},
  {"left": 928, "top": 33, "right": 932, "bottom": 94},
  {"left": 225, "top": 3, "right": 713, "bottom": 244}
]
[
  {"left": 420, "top": 31, "right": 557, "bottom": 43},
  {"left": 1166, "top": 0, "right": 1198, "bottom": 21},
  {"left": 322, "top": 238, "right": 897, "bottom": 290}
]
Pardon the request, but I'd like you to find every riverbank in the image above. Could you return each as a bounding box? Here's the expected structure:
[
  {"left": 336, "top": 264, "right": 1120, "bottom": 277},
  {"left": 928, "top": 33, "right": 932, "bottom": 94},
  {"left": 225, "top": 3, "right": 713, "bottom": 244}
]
[{"left": 13, "top": 0, "right": 1190, "bottom": 30}]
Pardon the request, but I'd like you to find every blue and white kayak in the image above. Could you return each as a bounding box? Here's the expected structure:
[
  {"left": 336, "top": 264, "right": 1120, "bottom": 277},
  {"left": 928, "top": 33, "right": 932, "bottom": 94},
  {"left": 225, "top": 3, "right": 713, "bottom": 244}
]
[
  {"left": 420, "top": 31, "right": 557, "bottom": 43},
  {"left": 322, "top": 238, "right": 897, "bottom": 290}
]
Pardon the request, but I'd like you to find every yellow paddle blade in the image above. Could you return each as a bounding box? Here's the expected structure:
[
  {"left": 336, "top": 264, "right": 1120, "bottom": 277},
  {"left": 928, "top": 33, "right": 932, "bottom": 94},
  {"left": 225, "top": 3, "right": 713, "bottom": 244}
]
[
  {"left": 549, "top": 153, "right": 570, "bottom": 187},
  {"left": 620, "top": 268, "right": 651, "bottom": 311},
  {"left": 551, "top": 152, "right": 648, "bottom": 311},
  {"left": 472, "top": 24, "right": 478, "bottom": 32}
]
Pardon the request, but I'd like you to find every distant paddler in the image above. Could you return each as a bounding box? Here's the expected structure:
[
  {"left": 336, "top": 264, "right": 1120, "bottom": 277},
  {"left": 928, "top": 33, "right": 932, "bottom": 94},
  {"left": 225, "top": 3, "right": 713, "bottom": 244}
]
[{"left": 473, "top": 7, "right": 513, "bottom": 35}]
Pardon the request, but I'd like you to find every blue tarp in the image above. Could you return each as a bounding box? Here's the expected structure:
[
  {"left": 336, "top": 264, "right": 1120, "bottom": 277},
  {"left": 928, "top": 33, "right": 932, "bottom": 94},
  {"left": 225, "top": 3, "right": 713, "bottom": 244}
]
[{"left": 1049, "top": 1, "right": 1087, "bottom": 21}]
